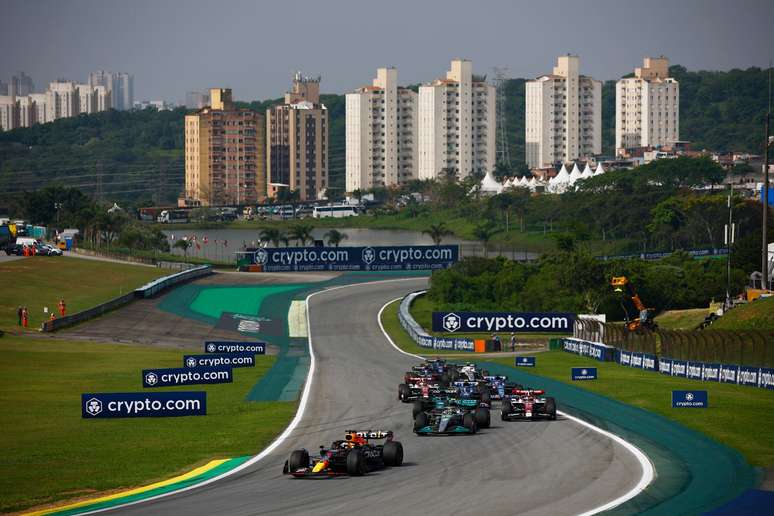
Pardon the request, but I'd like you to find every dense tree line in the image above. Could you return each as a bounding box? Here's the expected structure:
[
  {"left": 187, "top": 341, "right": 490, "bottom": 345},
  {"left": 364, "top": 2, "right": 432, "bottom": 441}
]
[{"left": 428, "top": 251, "right": 747, "bottom": 318}]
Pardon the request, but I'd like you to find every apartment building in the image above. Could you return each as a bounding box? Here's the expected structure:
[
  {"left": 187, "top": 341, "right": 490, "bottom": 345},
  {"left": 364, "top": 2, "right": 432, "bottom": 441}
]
[
  {"left": 77, "top": 84, "right": 111, "bottom": 115},
  {"left": 10, "top": 72, "right": 35, "bottom": 97},
  {"left": 417, "top": 59, "right": 495, "bottom": 180},
  {"left": 184, "top": 88, "right": 266, "bottom": 206},
  {"left": 525, "top": 55, "right": 601, "bottom": 169},
  {"left": 615, "top": 57, "right": 679, "bottom": 153},
  {"left": 89, "top": 70, "right": 134, "bottom": 110},
  {"left": 46, "top": 81, "right": 79, "bottom": 121},
  {"left": 345, "top": 67, "right": 417, "bottom": 192},
  {"left": 266, "top": 72, "right": 329, "bottom": 201}
]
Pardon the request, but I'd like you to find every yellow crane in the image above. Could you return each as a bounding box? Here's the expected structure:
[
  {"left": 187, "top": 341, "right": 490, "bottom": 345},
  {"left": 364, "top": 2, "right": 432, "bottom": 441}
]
[{"left": 611, "top": 276, "right": 658, "bottom": 332}]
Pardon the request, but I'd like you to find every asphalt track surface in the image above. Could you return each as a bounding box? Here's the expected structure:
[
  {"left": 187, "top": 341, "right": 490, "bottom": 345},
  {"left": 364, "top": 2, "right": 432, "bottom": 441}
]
[{"left": 110, "top": 278, "right": 643, "bottom": 516}]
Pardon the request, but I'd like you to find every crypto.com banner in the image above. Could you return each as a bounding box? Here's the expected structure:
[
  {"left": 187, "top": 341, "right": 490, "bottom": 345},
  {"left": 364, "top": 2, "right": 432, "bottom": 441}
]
[
  {"left": 433, "top": 311, "right": 575, "bottom": 333},
  {"left": 82, "top": 392, "right": 206, "bottom": 418},
  {"left": 250, "top": 245, "right": 458, "bottom": 272}
]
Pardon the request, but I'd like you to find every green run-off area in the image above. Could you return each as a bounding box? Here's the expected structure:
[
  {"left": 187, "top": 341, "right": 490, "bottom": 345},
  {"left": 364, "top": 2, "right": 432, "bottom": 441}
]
[
  {"left": 189, "top": 285, "right": 301, "bottom": 320},
  {"left": 0, "top": 336, "right": 295, "bottom": 514}
]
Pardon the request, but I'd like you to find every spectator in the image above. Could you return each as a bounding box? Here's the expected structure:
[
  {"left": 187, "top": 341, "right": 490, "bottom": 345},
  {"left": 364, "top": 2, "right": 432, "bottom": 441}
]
[
  {"left": 510, "top": 332, "right": 517, "bottom": 352},
  {"left": 21, "top": 307, "right": 29, "bottom": 328},
  {"left": 17, "top": 306, "right": 22, "bottom": 326},
  {"left": 492, "top": 333, "right": 501, "bottom": 352},
  {"left": 58, "top": 299, "right": 66, "bottom": 317}
]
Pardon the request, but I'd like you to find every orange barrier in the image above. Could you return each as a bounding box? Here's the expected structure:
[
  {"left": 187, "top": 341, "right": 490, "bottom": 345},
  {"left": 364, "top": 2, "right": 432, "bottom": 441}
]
[{"left": 474, "top": 339, "right": 486, "bottom": 353}]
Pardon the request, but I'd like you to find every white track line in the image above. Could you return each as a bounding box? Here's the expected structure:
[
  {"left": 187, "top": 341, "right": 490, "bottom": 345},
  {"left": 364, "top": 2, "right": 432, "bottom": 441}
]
[
  {"left": 377, "top": 297, "right": 655, "bottom": 516},
  {"left": 80, "top": 277, "right": 425, "bottom": 515}
]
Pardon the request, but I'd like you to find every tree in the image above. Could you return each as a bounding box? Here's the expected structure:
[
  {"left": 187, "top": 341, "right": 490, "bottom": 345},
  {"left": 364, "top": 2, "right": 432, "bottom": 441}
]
[
  {"left": 288, "top": 224, "right": 314, "bottom": 246},
  {"left": 259, "top": 228, "right": 283, "bottom": 247},
  {"left": 473, "top": 222, "right": 496, "bottom": 257},
  {"left": 173, "top": 238, "right": 191, "bottom": 259},
  {"left": 423, "top": 223, "right": 452, "bottom": 245},
  {"left": 324, "top": 229, "right": 348, "bottom": 247}
]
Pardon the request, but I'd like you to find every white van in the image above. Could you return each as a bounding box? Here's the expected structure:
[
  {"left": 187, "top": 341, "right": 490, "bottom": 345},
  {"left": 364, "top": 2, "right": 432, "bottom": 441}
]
[{"left": 15, "top": 237, "right": 41, "bottom": 247}]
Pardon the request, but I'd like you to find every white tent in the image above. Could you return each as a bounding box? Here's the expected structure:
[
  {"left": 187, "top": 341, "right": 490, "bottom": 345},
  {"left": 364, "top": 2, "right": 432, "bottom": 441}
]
[
  {"left": 479, "top": 170, "right": 504, "bottom": 195},
  {"left": 581, "top": 163, "right": 594, "bottom": 179},
  {"left": 518, "top": 176, "right": 530, "bottom": 187},
  {"left": 549, "top": 164, "right": 571, "bottom": 193},
  {"left": 569, "top": 163, "right": 583, "bottom": 185},
  {"left": 594, "top": 163, "right": 606, "bottom": 176}
]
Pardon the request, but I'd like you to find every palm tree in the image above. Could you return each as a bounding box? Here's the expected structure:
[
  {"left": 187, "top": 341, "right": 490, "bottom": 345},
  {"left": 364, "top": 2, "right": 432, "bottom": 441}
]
[
  {"left": 173, "top": 238, "right": 192, "bottom": 259},
  {"left": 324, "top": 229, "right": 348, "bottom": 247},
  {"left": 259, "top": 228, "right": 283, "bottom": 247},
  {"left": 473, "top": 223, "right": 495, "bottom": 257},
  {"left": 423, "top": 223, "right": 452, "bottom": 245},
  {"left": 289, "top": 224, "right": 314, "bottom": 246}
]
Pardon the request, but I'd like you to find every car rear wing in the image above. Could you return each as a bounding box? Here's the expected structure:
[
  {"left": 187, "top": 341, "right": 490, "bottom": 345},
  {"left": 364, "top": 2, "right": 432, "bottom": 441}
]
[
  {"left": 345, "top": 430, "right": 393, "bottom": 441},
  {"left": 512, "top": 389, "right": 545, "bottom": 395},
  {"left": 483, "top": 375, "right": 508, "bottom": 382}
]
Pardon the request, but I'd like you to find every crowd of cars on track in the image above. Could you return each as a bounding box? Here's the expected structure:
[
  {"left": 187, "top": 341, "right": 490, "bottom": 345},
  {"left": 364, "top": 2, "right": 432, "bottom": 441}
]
[{"left": 282, "top": 359, "right": 557, "bottom": 478}]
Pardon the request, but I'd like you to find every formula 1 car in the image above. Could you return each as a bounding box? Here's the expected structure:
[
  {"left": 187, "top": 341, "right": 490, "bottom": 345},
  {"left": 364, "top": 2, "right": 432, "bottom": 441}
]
[
  {"left": 482, "top": 375, "right": 522, "bottom": 401},
  {"left": 501, "top": 389, "right": 557, "bottom": 421},
  {"left": 282, "top": 430, "right": 404, "bottom": 477},
  {"left": 450, "top": 380, "right": 492, "bottom": 405},
  {"left": 398, "top": 375, "right": 444, "bottom": 402},
  {"left": 413, "top": 398, "right": 490, "bottom": 435}
]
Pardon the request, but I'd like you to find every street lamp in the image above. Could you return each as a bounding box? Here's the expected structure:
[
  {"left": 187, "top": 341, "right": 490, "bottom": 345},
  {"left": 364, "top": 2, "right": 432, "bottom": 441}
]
[{"left": 763, "top": 65, "right": 772, "bottom": 291}]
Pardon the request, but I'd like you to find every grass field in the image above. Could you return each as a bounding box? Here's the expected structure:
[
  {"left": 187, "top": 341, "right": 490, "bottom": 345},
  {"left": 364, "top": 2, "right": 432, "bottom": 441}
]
[
  {"left": 379, "top": 305, "right": 774, "bottom": 468},
  {"left": 0, "top": 257, "right": 166, "bottom": 332},
  {"left": 490, "top": 352, "right": 774, "bottom": 467},
  {"left": 0, "top": 336, "right": 296, "bottom": 513},
  {"left": 711, "top": 296, "right": 774, "bottom": 330},
  {"left": 655, "top": 307, "right": 714, "bottom": 330}
]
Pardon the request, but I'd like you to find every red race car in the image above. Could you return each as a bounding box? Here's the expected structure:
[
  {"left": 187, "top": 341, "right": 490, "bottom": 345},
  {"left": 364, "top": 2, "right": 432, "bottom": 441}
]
[{"left": 501, "top": 389, "right": 557, "bottom": 421}]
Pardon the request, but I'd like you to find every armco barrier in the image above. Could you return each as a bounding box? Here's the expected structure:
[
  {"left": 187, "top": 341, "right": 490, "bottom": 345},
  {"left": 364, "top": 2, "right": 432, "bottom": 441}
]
[
  {"left": 41, "top": 265, "right": 213, "bottom": 332},
  {"left": 398, "top": 291, "right": 474, "bottom": 352},
  {"left": 564, "top": 337, "right": 774, "bottom": 390}
]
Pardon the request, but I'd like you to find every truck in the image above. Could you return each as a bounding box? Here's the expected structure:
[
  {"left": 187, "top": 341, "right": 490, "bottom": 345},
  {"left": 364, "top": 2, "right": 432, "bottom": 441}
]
[{"left": 157, "top": 210, "right": 190, "bottom": 224}]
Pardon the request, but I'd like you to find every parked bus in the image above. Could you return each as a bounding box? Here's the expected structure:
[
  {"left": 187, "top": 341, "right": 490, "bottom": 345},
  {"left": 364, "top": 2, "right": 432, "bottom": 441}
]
[{"left": 312, "top": 204, "right": 359, "bottom": 219}]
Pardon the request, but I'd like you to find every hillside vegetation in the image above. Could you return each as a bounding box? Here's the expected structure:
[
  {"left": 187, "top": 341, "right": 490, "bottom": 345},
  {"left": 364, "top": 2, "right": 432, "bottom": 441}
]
[
  {"left": 711, "top": 296, "right": 774, "bottom": 330},
  {"left": 0, "top": 66, "right": 770, "bottom": 206}
]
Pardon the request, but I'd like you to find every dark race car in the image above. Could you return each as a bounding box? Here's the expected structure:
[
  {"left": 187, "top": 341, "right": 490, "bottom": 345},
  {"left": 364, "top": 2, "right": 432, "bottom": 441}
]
[
  {"left": 450, "top": 380, "right": 492, "bottom": 405},
  {"left": 501, "top": 389, "right": 557, "bottom": 421},
  {"left": 482, "top": 375, "right": 522, "bottom": 401},
  {"left": 413, "top": 398, "right": 490, "bottom": 435},
  {"left": 283, "top": 430, "right": 404, "bottom": 477}
]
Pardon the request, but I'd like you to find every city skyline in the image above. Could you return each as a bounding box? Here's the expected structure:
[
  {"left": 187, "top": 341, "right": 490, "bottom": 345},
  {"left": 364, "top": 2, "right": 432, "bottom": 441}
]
[{"left": 2, "top": 0, "right": 773, "bottom": 103}]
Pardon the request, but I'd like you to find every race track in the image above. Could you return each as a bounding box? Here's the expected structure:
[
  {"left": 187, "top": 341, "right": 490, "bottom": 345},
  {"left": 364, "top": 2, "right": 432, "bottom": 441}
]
[{"left": 109, "top": 278, "right": 644, "bottom": 516}]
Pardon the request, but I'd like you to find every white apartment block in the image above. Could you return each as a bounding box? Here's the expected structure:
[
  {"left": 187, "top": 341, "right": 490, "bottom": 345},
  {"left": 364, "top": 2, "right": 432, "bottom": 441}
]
[
  {"left": 525, "top": 55, "right": 601, "bottom": 169},
  {"left": 346, "top": 67, "right": 417, "bottom": 192},
  {"left": 46, "top": 81, "right": 79, "bottom": 121},
  {"left": 89, "top": 70, "right": 133, "bottom": 111},
  {"left": 0, "top": 83, "right": 111, "bottom": 131},
  {"left": 0, "top": 96, "right": 19, "bottom": 131},
  {"left": 417, "top": 60, "right": 495, "bottom": 180},
  {"left": 615, "top": 57, "right": 679, "bottom": 153}
]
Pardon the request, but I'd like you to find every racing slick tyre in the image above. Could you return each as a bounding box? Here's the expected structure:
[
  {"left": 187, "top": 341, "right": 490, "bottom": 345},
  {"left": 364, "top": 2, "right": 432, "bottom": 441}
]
[
  {"left": 412, "top": 400, "right": 424, "bottom": 418},
  {"left": 413, "top": 412, "right": 429, "bottom": 433},
  {"left": 382, "top": 441, "right": 404, "bottom": 467},
  {"left": 475, "top": 407, "right": 490, "bottom": 428},
  {"left": 346, "top": 449, "right": 367, "bottom": 476},
  {"left": 500, "top": 409, "right": 509, "bottom": 422},
  {"left": 480, "top": 390, "right": 491, "bottom": 405},
  {"left": 463, "top": 413, "right": 477, "bottom": 434},
  {"left": 545, "top": 397, "right": 557, "bottom": 420},
  {"left": 287, "top": 449, "right": 309, "bottom": 473},
  {"left": 398, "top": 383, "right": 411, "bottom": 402}
]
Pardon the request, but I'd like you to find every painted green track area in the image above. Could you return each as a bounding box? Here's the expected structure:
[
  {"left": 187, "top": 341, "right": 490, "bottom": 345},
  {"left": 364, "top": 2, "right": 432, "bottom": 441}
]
[
  {"left": 189, "top": 285, "right": 302, "bottom": 320},
  {"left": 0, "top": 336, "right": 295, "bottom": 514}
]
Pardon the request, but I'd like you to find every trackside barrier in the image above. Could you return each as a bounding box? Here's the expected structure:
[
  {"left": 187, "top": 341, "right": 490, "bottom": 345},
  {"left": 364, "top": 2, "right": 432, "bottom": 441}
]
[
  {"left": 41, "top": 265, "right": 213, "bottom": 332},
  {"left": 398, "top": 291, "right": 475, "bottom": 352},
  {"left": 563, "top": 338, "right": 774, "bottom": 390}
]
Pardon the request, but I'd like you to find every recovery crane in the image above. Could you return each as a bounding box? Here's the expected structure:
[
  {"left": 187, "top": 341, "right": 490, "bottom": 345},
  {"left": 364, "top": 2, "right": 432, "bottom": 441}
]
[{"left": 611, "top": 276, "right": 658, "bottom": 332}]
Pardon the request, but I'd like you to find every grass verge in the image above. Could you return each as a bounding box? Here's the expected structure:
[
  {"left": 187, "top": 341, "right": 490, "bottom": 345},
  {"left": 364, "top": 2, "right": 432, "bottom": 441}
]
[
  {"left": 711, "top": 296, "right": 774, "bottom": 330},
  {"left": 655, "top": 305, "right": 717, "bottom": 330},
  {"left": 380, "top": 304, "right": 773, "bottom": 468},
  {"left": 380, "top": 299, "right": 470, "bottom": 355},
  {"left": 0, "top": 257, "right": 167, "bottom": 332},
  {"left": 0, "top": 336, "right": 296, "bottom": 513},
  {"left": 488, "top": 352, "right": 774, "bottom": 467}
]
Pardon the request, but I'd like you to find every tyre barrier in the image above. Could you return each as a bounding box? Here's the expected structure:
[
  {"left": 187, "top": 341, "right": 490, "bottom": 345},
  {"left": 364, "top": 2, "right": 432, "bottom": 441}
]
[{"left": 41, "top": 265, "right": 213, "bottom": 332}]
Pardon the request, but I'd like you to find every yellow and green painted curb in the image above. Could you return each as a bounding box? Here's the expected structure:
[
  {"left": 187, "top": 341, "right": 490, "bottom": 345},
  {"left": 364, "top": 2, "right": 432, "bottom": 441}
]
[{"left": 25, "top": 456, "right": 250, "bottom": 516}]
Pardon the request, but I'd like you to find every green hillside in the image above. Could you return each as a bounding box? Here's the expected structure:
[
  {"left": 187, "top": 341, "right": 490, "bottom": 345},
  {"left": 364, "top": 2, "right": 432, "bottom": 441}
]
[
  {"left": 711, "top": 296, "right": 774, "bottom": 330},
  {"left": 0, "top": 65, "right": 770, "bottom": 205}
]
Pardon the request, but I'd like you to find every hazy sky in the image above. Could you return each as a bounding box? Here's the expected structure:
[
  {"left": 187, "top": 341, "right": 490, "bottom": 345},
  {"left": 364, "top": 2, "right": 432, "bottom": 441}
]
[{"left": 2, "top": 0, "right": 773, "bottom": 103}]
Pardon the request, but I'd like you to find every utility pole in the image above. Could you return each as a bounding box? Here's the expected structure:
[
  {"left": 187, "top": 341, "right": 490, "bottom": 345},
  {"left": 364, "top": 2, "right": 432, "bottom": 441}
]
[
  {"left": 763, "top": 64, "right": 772, "bottom": 290},
  {"left": 725, "top": 185, "right": 734, "bottom": 308},
  {"left": 95, "top": 161, "right": 103, "bottom": 203},
  {"left": 492, "top": 67, "right": 511, "bottom": 169}
]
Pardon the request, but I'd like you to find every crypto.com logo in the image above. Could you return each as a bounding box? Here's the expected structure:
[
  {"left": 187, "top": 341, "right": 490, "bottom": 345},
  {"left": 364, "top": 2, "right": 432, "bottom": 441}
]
[
  {"left": 145, "top": 372, "right": 158, "bottom": 386},
  {"left": 85, "top": 397, "right": 103, "bottom": 416},
  {"left": 206, "top": 343, "right": 217, "bottom": 352},
  {"left": 254, "top": 248, "right": 268, "bottom": 265},
  {"left": 442, "top": 313, "right": 461, "bottom": 333},
  {"left": 685, "top": 392, "right": 694, "bottom": 401},
  {"left": 185, "top": 357, "right": 198, "bottom": 368},
  {"left": 361, "top": 247, "right": 375, "bottom": 265}
]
